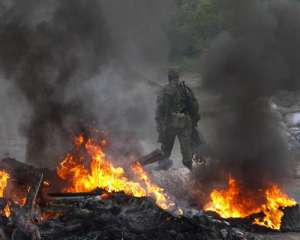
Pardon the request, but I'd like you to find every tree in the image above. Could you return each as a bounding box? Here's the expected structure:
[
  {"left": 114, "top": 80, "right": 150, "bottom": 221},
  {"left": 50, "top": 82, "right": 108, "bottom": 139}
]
[{"left": 168, "top": 0, "right": 224, "bottom": 70}]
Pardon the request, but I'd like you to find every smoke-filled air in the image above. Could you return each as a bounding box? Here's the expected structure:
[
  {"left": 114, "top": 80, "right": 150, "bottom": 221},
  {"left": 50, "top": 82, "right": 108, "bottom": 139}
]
[
  {"left": 1, "top": 0, "right": 300, "bottom": 239},
  {"left": 201, "top": 0, "right": 300, "bottom": 187},
  {"left": 0, "top": 0, "right": 174, "bottom": 168}
]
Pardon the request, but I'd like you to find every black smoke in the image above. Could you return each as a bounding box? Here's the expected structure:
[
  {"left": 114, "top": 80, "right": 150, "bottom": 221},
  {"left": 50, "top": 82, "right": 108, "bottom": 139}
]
[
  {"left": 77, "top": 0, "right": 175, "bottom": 160},
  {"left": 0, "top": 0, "right": 176, "bottom": 168},
  {"left": 201, "top": 0, "right": 300, "bottom": 187},
  {"left": 0, "top": 0, "right": 111, "bottom": 168}
]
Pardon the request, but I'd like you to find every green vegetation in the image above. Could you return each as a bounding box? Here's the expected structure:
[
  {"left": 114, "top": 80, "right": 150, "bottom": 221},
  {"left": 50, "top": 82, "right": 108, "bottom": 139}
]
[{"left": 168, "top": 0, "right": 224, "bottom": 71}]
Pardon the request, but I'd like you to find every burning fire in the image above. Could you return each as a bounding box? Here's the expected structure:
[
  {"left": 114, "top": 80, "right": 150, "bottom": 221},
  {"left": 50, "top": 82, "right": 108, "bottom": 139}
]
[
  {"left": 2, "top": 204, "right": 11, "bottom": 218},
  {"left": 57, "top": 133, "right": 174, "bottom": 210},
  {"left": 0, "top": 170, "right": 9, "bottom": 197},
  {"left": 253, "top": 185, "right": 297, "bottom": 230},
  {"left": 204, "top": 176, "right": 297, "bottom": 230},
  {"left": 131, "top": 162, "right": 174, "bottom": 210},
  {"left": 0, "top": 170, "right": 28, "bottom": 218}
]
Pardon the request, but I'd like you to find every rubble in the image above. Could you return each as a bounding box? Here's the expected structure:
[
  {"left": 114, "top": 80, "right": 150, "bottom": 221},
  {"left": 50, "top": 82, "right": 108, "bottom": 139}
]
[
  {"left": 0, "top": 157, "right": 55, "bottom": 186},
  {"left": 0, "top": 192, "right": 264, "bottom": 240},
  {"left": 37, "top": 193, "right": 261, "bottom": 240},
  {"left": 0, "top": 158, "right": 264, "bottom": 240},
  {"left": 281, "top": 205, "right": 300, "bottom": 232}
]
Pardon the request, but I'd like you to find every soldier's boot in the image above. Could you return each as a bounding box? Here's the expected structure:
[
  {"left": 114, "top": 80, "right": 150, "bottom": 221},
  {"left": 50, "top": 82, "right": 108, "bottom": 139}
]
[
  {"left": 178, "top": 127, "right": 193, "bottom": 170},
  {"left": 182, "top": 158, "right": 192, "bottom": 170},
  {"left": 155, "top": 158, "right": 173, "bottom": 171},
  {"left": 180, "top": 133, "right": 193, "bottom": 169}
]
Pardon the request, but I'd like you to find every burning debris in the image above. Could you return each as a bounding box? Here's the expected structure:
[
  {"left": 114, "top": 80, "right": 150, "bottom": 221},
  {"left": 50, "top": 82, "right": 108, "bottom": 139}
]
[
  {"left": 0, "top": 131, "right": 268, "bottom": 240},
  {"left": 56, "top": 133, "right": 175, "bottom": 210},
  {"left": 0, "top": 170, "right": 261, "bottom": 240},
  {"left": 0, "top": 0, "right": 300, "bottom": 239},
  {"left": 204, "top": 176, "right": 297, "bottom": 230},
  {"left": 0, "top": 171, "right": 9, "bottom": 198},
  {"left": 10, "top": 173, "right": 44, "bottom": 240},
  {"left": 194, "top": 0, "right": 300, "bottom": 236}
]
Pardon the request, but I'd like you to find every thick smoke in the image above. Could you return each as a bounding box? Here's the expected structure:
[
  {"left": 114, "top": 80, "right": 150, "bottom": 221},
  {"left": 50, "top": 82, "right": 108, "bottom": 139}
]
[
  {"left": 88, "top": 0, "right": 175, "bottom": 158},
  {"left": 0, "top": 0, "right": 111, "bottom": 168},
  {"left": 0, "top": 0, "right": 175, "bottom": 168},
  {"left": 201, "top": 0, "right": 300, "bottom": 187}
]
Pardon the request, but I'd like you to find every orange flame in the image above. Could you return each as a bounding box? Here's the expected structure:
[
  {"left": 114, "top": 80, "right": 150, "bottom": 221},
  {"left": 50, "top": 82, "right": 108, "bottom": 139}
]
[
  {"left": 14, "top": 196, "right": 27, "bottom": 206},
  {"left": 132, "top": 162, "right": 175, "bottom": 210},
  {"left": 204, "top": 177, "right": 297, "bottom": 230},
  {"left": 2, "top": 204, "right": 11, "bottom": 218},
  {"left": 43, "top": 181, "right": 50, "bottom": 187},
  {"left": 0, "top": 170, "right": 9, "bottom": 198},
  {"left": 57, "top": 133, "right": 174, "bottom": 210},
  {"left": 7, "top": 185, "right": 29, "bottom": 206},
  {"left": 253, "top": 185, "right": 297, "bottom": 230},
  {"left": 0, "top": 170, "right": 28, "bottom": 217}
]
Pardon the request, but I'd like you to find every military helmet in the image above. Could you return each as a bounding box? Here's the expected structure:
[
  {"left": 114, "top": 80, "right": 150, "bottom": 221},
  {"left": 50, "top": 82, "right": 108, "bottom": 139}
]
[{"left": 168, "top": 69, "right": 179, "bottom": 81}]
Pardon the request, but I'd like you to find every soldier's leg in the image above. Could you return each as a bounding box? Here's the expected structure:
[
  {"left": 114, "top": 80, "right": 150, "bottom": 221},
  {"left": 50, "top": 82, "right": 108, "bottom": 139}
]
[
  {"left": 156, "top": 130, "right": 176, "bottom": 170},
  {"left": 178, "top": 127, "right": 193, "bottom": 169},
  {"left": 160, "top": 130, "right": 176, "bottom": 159}
]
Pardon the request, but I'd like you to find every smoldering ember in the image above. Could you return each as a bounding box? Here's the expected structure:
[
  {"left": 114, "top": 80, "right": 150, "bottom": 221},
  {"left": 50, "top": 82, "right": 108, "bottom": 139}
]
[{"left": 1, "top": 0, "right": 300, "bottom": 240}]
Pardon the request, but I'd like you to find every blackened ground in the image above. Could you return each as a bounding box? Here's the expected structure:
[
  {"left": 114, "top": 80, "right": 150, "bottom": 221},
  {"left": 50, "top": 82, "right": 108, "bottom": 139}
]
[{"left": 38, "top": 193, "right": 260, "bottom": 240}]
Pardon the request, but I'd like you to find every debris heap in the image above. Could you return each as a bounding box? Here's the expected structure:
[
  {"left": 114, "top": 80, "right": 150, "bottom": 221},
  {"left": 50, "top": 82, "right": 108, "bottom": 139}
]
[{"left": 0, "top": 158, "right": 263, "bottom": 240}]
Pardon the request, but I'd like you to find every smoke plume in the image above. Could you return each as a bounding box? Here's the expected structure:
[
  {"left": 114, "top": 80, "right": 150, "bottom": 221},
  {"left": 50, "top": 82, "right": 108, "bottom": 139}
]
[
  {"left": 88, "top": 0, "right": 175, "bottom": 159},
  {"left": 201, "top": 0, "right": 300, "bottom": 187},
  {"left": 0, "top": 0, "right": 175, "bottom": 168}
]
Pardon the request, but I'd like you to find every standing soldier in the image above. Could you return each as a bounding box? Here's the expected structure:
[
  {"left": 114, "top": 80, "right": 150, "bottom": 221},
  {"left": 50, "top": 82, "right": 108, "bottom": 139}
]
[{"left": 156, "top": 69, "right": 201, "bottom": 170}]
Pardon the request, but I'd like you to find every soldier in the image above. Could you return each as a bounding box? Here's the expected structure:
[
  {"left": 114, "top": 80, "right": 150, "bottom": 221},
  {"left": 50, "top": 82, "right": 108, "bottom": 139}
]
[{"left": 156, "top": 69, "right": 201, "bottom": 170}]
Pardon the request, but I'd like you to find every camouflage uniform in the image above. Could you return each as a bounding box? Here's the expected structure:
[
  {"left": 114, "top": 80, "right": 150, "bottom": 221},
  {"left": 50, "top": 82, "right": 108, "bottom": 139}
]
[{"left": 156, "top": 71, "right": 200, "bottom": 169}]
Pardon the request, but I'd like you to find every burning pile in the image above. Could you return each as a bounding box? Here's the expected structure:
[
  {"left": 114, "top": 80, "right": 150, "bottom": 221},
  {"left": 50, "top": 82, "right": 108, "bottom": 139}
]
[
  {"left": 0, "top": 170, "right": 9, "bottom": 198},
  {"left": 204, "top": 176, "right": 297, "bottom": 230},
  {"left": 0, "top": 168, "right": 30, "bottom": 218},
  {"left": 0, "top": 170, "right": 10, "bottom": 217},
  {"left": 57, "top": 133, "right": 175, "bottom": 210},
  {"left": 0, "top": 129, "right": 298, "bottom": 239},
  {"left": 0, "top": 134, "right": 265, "bottom": 240}
]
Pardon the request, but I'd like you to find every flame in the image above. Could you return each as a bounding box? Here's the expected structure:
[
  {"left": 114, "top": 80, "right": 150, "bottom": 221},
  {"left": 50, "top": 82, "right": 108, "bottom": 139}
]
[
  {"left": 74, "top": 134, "right": 85, "bottom": 147},
  {"left": 7, "top": 185, "right": 29, "bottom": 206},
  {"left": 43, "top": 181, "right": 50, "bottom": 187},
  {"left": 57, "top": 133, "right": 174, "bottom": 210},
  {"left": 204, "top": 177, "right": 297, "bottom": 230},
  {"left": 14, "top": 196, "right": 27, "bottom": 206},
  {"left": 253, "top": 185, "right": 297, "bottom": 230},
  {"left": 0, "top": 170, "right": 9, "bottom": 197},
  {"left": 2, "top": 204, "right": 11, "bottom": 218},
  {"left": 0, "top": 170, "right": 28, "bottom": 218},
  {"left": 0, "top": 169, "right": 27, "bottom": 206},
  {"left": 132, "top": 162, "right": 175, "bottom": 210}
]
